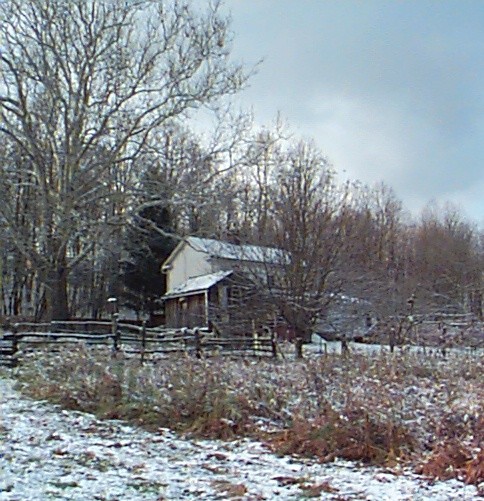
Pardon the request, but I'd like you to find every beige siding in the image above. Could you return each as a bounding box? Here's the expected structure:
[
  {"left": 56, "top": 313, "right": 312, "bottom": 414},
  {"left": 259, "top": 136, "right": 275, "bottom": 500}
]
[
  {"left": 166, "top": 244, "right": 211, "bottom": 292},
  {"left": 212, "top": 258, "right": 274, "bottom": 284}
]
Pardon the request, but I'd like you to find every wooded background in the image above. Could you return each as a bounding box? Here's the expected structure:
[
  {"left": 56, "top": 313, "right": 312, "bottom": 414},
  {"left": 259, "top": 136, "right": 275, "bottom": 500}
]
[{"left": 0, "top": 0, "right": 482, "bottom": 330}]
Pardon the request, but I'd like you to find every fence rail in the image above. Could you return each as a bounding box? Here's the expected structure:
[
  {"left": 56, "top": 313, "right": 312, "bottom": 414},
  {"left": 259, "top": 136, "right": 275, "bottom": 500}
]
[{"left": 0, "top": 319, "right": 278, "bottom": 367}]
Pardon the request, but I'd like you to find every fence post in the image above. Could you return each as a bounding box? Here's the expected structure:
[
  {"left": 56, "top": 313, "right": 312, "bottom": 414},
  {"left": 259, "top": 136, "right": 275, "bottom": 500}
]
[
  {"left": 111, "top": 313, "right": 120, "bottom": 354},
  {"left": 253, "top": 329, "right": 260, "bottom": 356},
  {"left": 194, "top": 328, "right": 202, "bottom": 359},
  {"left": 11, "top": 323, "right": 19, "bottom": 367},
  {"left": 271, "top": 330, "right": 277, "bottom": 358},
  {"left": 140, "top": 320, "right": 146, "bottom": 364},
  {"left": 389, "top": 327, "right": 396, "bottom": 354}
]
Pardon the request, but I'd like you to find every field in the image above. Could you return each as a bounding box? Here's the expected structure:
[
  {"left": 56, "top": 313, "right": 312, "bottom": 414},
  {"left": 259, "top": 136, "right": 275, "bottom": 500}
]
[{"left": 1, "top": 343, "right": 483, "bottom": 499}]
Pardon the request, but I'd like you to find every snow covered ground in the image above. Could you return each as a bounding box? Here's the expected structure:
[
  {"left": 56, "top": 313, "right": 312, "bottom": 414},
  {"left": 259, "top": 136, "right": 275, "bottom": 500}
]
[
  {"left": 0, "top": 377, "right": 480, "bottom": 500},
  {"left": 307, "top": 337, "right": 483, "bottom": 354}
]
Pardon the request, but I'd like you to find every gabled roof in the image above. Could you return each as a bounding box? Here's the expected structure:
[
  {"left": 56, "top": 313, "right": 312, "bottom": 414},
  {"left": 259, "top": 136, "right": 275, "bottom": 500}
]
[
  {"left": 163, "top": 270, "right": 233, "bottom": 299},
  {"left": 163, "top": 236, "right": 286, "bottom": 269}
]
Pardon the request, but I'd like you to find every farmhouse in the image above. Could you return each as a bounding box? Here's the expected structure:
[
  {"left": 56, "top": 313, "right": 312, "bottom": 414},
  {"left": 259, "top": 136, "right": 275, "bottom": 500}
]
[{"left": 161, "top": 236, "right": 284, "bottom": 331}]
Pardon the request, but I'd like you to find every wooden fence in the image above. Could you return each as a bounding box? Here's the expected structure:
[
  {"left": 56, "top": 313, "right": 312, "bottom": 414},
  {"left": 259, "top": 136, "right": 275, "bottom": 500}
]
[{"left": 0, "top": 319, "right": 278, "bottom": 367}]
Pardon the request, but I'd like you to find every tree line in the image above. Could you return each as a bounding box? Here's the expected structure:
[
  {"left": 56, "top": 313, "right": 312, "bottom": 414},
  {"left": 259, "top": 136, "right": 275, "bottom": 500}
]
[{"left": 0, "top": 0, "right": 482, "bottom": 327}]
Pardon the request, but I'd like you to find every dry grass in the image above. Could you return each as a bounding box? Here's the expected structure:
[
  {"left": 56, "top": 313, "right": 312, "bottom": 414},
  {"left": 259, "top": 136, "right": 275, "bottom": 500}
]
[{"left": 11, "top": 346, "right": 484, "bottom": 485}]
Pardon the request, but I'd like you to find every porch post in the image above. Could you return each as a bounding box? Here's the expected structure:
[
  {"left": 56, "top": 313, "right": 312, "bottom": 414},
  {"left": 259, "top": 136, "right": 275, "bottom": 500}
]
[{"left": 204, "top": 290, "right": 210, "bottom": 329}]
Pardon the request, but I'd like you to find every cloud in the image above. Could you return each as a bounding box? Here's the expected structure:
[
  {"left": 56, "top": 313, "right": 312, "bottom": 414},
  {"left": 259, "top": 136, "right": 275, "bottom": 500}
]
[{"left": 226, "top": 1, "right": 484, "bottom": 222}]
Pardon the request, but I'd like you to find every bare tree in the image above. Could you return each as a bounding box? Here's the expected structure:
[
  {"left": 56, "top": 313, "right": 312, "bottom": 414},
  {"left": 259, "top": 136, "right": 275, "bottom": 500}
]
[
  {"left": 412, "top": 202, "right": 482, "bottom": 316},
  {"left": 240, "top": 140, "right": 350, "bottom": 358},
  {"left": 0, "top": 0, "right": 248, "bottom": 319},
  {"left": 341, "top": 184, "right": 414, "bottom": 324},
  {"left": 131, "top": 112, "right": 254, "bottom": 236}
]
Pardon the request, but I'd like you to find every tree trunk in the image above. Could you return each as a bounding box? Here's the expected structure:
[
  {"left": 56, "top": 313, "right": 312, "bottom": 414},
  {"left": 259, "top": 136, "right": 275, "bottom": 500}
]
[{"left": 45, "top": 267, "right": 70, "bottom": 320}]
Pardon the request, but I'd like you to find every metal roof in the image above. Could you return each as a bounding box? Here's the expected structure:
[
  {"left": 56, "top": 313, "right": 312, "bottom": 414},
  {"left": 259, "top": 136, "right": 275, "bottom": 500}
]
[
  {"left": 186, "top": 236, "right": 286, "bottom": 264},
  {"left": 163, "top": 270, "right": 233, "bottom": 299}
]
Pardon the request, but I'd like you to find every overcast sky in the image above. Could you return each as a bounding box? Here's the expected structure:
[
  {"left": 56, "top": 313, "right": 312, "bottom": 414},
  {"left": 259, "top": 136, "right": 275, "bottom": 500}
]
[{"left": 223, "top": 0, "right": 484, "bottom": 224}]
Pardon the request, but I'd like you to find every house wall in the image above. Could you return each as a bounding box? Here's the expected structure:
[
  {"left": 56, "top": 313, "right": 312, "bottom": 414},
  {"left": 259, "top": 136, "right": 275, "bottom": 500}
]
[
  {"left": 162, "top": 239, "right": 286, "bottom": 331},
  {"left": 165, "top": 240, "right": 281, "bottom": 294},
  {"left": 210, "top": 258, "right": 276, "bottom": 284},
  {"left": 209, "top": 257, "right": 237, "bottom": 272},
  {"left": 166, "top": 244, "right": 212, "bottom": 292},
  {"left": 165, "top": 293, "right": 207, "bottom": 328}
]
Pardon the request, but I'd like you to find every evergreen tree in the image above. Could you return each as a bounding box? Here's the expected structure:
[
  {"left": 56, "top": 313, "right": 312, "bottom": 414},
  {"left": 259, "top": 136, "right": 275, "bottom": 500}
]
[{"left": 121, "top": 206, "right": 177, "bottom": 320}]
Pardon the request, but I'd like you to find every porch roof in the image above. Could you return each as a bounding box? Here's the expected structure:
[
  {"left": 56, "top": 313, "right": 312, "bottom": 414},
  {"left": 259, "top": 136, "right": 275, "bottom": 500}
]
[{"left": 163, "top": 270, "right": 233, "bottom": 299}]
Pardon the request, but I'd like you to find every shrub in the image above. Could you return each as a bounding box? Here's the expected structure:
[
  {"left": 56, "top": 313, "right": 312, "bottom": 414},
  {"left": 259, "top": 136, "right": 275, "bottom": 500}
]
[
  {"left": 267, "top": 405, "right": 416, "bottom": 465},
  {"left": 11, "top": 345, "right": 484, "bottom": 485}
]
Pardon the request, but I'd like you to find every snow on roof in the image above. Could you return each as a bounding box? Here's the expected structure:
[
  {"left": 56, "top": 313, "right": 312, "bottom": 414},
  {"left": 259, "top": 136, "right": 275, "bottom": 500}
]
[
  {"left": 164, "top": 270, "right": 233, "bottom": 299},
  {"left": 187, "top": 236, "right": 286, "bottom": 264}
]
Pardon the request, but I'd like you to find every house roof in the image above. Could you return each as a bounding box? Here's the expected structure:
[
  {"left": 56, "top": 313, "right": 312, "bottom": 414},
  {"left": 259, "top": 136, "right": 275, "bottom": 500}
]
[
  {"left": 161, "top": 236, "right": 288, "bottom": 277},
  {"left": 163, "top": 270, "right": 233, "bottom": 299},
  {"left": 170, "top": 236, "right": 286, "bottom": 265}
]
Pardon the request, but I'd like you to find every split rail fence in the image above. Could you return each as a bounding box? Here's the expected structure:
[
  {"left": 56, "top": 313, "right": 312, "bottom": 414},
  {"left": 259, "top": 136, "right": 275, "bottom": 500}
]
[{"left": 0, "top": 319, "right": 278, "bottom": 367}]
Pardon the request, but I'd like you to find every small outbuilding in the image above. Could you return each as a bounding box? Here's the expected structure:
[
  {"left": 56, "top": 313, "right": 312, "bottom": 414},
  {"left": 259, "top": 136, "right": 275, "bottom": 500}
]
[
  {"left": 161, "top": 236, "right": 285, "bottom": 331},
  {"left": 163, "top": 270, "right": 232, "bottom": 328}
]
